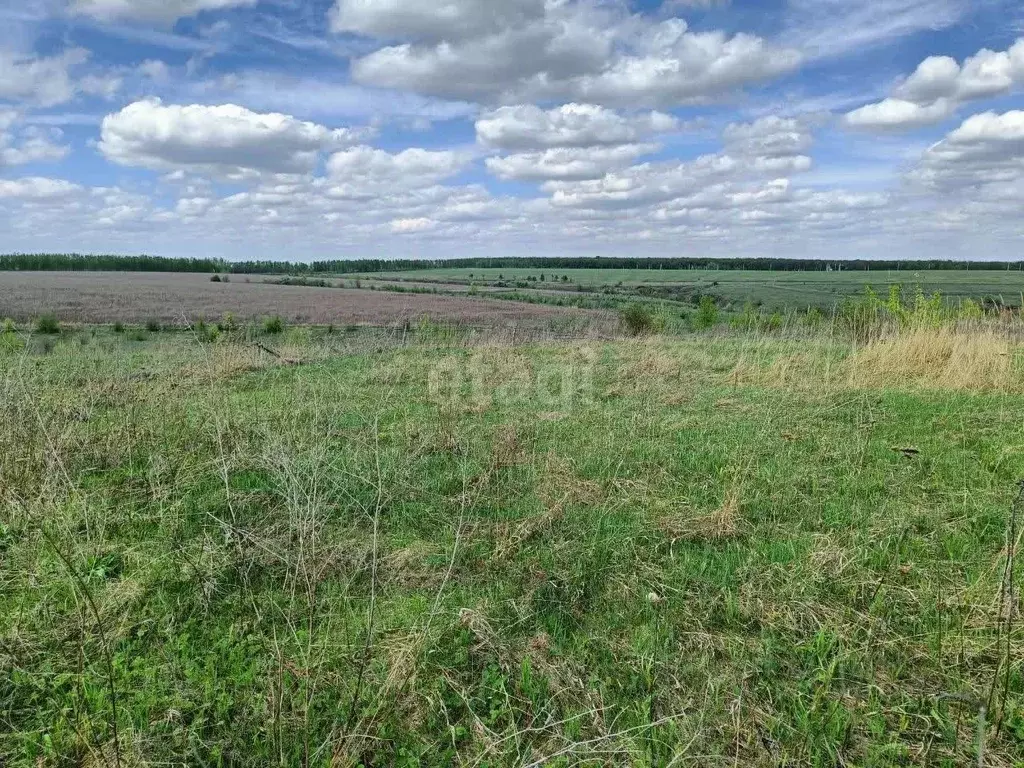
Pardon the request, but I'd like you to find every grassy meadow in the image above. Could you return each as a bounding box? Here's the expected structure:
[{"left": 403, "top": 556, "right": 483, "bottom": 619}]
[{"left": 1, "top": 308, "right": 1024, "bottom": 766}]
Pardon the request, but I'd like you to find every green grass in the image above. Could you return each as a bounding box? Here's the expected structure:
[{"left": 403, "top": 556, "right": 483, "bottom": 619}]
[
  {"left": 343, "top": 267, "right": 1024, "bottom": 311},
  {"left": 1, "top": 327, "right": 1023, "bottom": 765}
]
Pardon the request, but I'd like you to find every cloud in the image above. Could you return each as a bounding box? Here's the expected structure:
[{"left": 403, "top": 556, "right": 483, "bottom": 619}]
[
  {"left": 912, "top": 110, "right": 1024, "bottom": 188},
  {"left": 331, "top": 0, "right": 546, "bottom": 43},
  {"left": 350, "top": 16, "right": 612, "bottom": 103},
  {"left": 69, "top": 0, "right": 257, "bottom": 24},
  {"left": 323, "top": 145, "right": 471, "bottom": 198},
  {"left": 486, "top": 144, "right": 657, "bottom": 181},
  {"left": 0, "top": 48, "right": 88, "bottom": 107},
  {"left": 349, "top": 10, "right": 800, "bottom": 107},
  {"left": 476, "top": 103, "right": 678, "bottom": 149},
  {"left": 0, "top": 177, "right": 80, "bottom": 199},
  {"left": 784, "top": 0, "right": 971, "bottom": 60},
  {"left": 723, "top": 116, "right": 812, "bottom": 159},
  {"left": 533, "top": 115, "right": 814, "bottom": 209},
  {"left": 99, "top": 99, "right": 371, "bottom": 178},
  {"left": 844, "top": 38, "right": 1024, "bottom": 131},
  {"left": 139, "top": 59, "right": 170, "bottom": 82},
  {"left": 845, "top": 98, "right": 956, "bottom": 130},
  {"left": 390, "top": 216, "right": 437, "bottom": 233},
  {"left": 544, "top": 153, "right": 741, "bottom": 210},
  {"left": 0, "top": 128, "right": 69, "bottom": 166},
  {"left": 561, "top": 22, "right": 802, "bottom": 108}
]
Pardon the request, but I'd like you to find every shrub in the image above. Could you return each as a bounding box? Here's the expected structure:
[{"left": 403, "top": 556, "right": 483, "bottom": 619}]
[
  {"left": 694, "top": 296, "right": 719, "bottom": 330},
  {"left": 113, "top": 321, "right": 125, "bottom": 333},
  {"left": 1, "top": 318, "right": 15, "bottom": 334},
  {"left": 193, "top": 319, "right": 219, "bottom": 343},
  {"left": 620, "top": 303, "right": 655, "bottom": 336},
  {"left": 218, "top": 312, "right": 238, "bottom": 333},
  {"left": 731, "top": 301, "right": 759, "bottom": 331},
  {"left": 210, "top": 274, "right": 222, "bottom": 282},
  {"left": 263, "top": 316, "right": 284, "bottom": 334},
  {"left": 145, "top": 320, "right": 161, "bottom": 332},
  {"left": 959, "top": 298, "right": 984, "bottom": 321},
  {"left": 35, "top": 314, "right": 60, "bottom": 334}
]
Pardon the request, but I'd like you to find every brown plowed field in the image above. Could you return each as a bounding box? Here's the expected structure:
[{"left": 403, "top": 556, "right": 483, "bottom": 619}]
[{"left": 0, "top": 271, "right": 612, "bottom": 328}]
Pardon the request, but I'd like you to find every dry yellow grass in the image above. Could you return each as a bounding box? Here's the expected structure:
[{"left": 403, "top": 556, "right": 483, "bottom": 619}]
[
  {"left": 846, "top": 326, "right": 1019, "bottom": 392},
  {"left": 657, "top": 484, "right": 743, "bottom": 542}
]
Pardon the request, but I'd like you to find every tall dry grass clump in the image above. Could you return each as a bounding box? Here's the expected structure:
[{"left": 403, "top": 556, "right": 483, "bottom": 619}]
[{"left": 847, "top": 325, "right": 1018, "bottom": 391}]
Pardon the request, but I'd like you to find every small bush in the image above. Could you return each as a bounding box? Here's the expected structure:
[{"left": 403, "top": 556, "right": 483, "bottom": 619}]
[
  {"left": 210, "top": 274, "right": 222, "bottom": 283},
  {"left": 113, "top": 321, "right": 125, "bottom": 333},
  {"left": 195, "top": 319, "right": 222, "bottom": 342},
  {"left": 35, "top": 314, "right": 60, "bottom": 334},
  {"left": 1, "top": 318, "right": 15, "bottom": 334},
  {"left": 218, "top": 312, "right": 238, "bottom": 333},
  {"left": 145, "top": 319, "right": 161, "bottom": 332},
  {"left": 694, "top": 296, "right": 719, "bottom": 330},
  {"left": 193, "top": 318, "right": 219, "bottom": 343},
  {"left": 620, "top": 303, "right": 655, "bottom": 336},
  {"left": 263, "top": 316, "right": 284, "bottom": 334}
]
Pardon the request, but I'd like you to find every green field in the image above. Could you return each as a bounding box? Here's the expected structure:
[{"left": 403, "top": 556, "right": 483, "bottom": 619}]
[
  {"left": 2, "top": 314, "right": 1024, "bottom": 766},
  {"left": 345, "top": 268, "right": 1024, "bottom": 311}
]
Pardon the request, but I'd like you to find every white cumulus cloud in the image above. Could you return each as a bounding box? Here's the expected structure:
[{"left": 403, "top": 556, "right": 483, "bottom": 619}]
[
  {"left": 348, "top": 9, "right": 800, "bottom": 108},
  {"left": 476, "top": 103, "right": 678, "bottom": 150},
  {"left": 845, "top": 38, "right": 1024, "bottom": 131},
  {"left": 99, "top": 99, "right": 371, "bottom": 179},
  {"left": 0, "top": 177, "right": 80, "bottom": 199}
]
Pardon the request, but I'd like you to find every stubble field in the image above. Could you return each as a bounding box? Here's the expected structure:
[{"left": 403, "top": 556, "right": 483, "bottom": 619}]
[{"left": 0, "top": 271, "right": 612, "bottom": 330}]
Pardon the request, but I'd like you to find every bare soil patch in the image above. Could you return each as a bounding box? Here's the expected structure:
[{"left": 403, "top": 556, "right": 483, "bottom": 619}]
[{"left": 0, "top": 271, "right": 611, "bottom": 328}]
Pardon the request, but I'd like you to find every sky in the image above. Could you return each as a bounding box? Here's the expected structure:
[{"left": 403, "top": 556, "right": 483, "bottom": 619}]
[{"left": 1, "top": 0, "right": 1024, "bottom": 261}]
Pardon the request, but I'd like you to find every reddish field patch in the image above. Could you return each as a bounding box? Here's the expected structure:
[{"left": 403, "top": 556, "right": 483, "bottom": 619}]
[{"left": 0, "top": 271, "right": 612, "bottom": 329}]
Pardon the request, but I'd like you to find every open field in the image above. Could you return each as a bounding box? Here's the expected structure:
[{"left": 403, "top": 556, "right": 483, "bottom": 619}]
[
  {"left": 0, "top": 271, "right": 611, "bottom": 330},
  {"left": 344, "top": 268, "right": 1024, "bottom": 310},
  {"left": 2, "top": 313, "right": 1024, "bottom": 766}
]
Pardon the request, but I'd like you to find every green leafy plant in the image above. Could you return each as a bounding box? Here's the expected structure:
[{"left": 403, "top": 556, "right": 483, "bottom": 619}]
[
  {"left": 35, "top": 314, "right": 60, "bottom": 334},
  {"left": 620, "top": 303, "right": 655, "bottom": 336},
  {"left": 263, "top": 316, "right": 284, "bottom": 334},
  {"left": 694, "top": 295, "right": 719, "bottom": 330}
]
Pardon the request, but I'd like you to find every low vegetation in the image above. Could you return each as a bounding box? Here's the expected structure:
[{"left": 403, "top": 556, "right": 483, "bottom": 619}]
[
  {"left": 34, "top": 314, "right": 60, "bottom": 334},
  {"left": 1, "top": 296, "right": 1023, "bottom": 765}
]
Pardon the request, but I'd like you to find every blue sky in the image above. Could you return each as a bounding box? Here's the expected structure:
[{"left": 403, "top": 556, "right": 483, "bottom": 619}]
[{"left": 1, "top": 0, "right": 1024, "bottom": 260}]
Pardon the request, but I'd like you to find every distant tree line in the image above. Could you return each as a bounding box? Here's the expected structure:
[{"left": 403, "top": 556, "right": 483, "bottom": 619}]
[
  {"left": 0, "top": 253, "right": 226, "bottom": 272},
  {"left": 3, "top": 253, "right": 1024, "bottom": 274}
]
